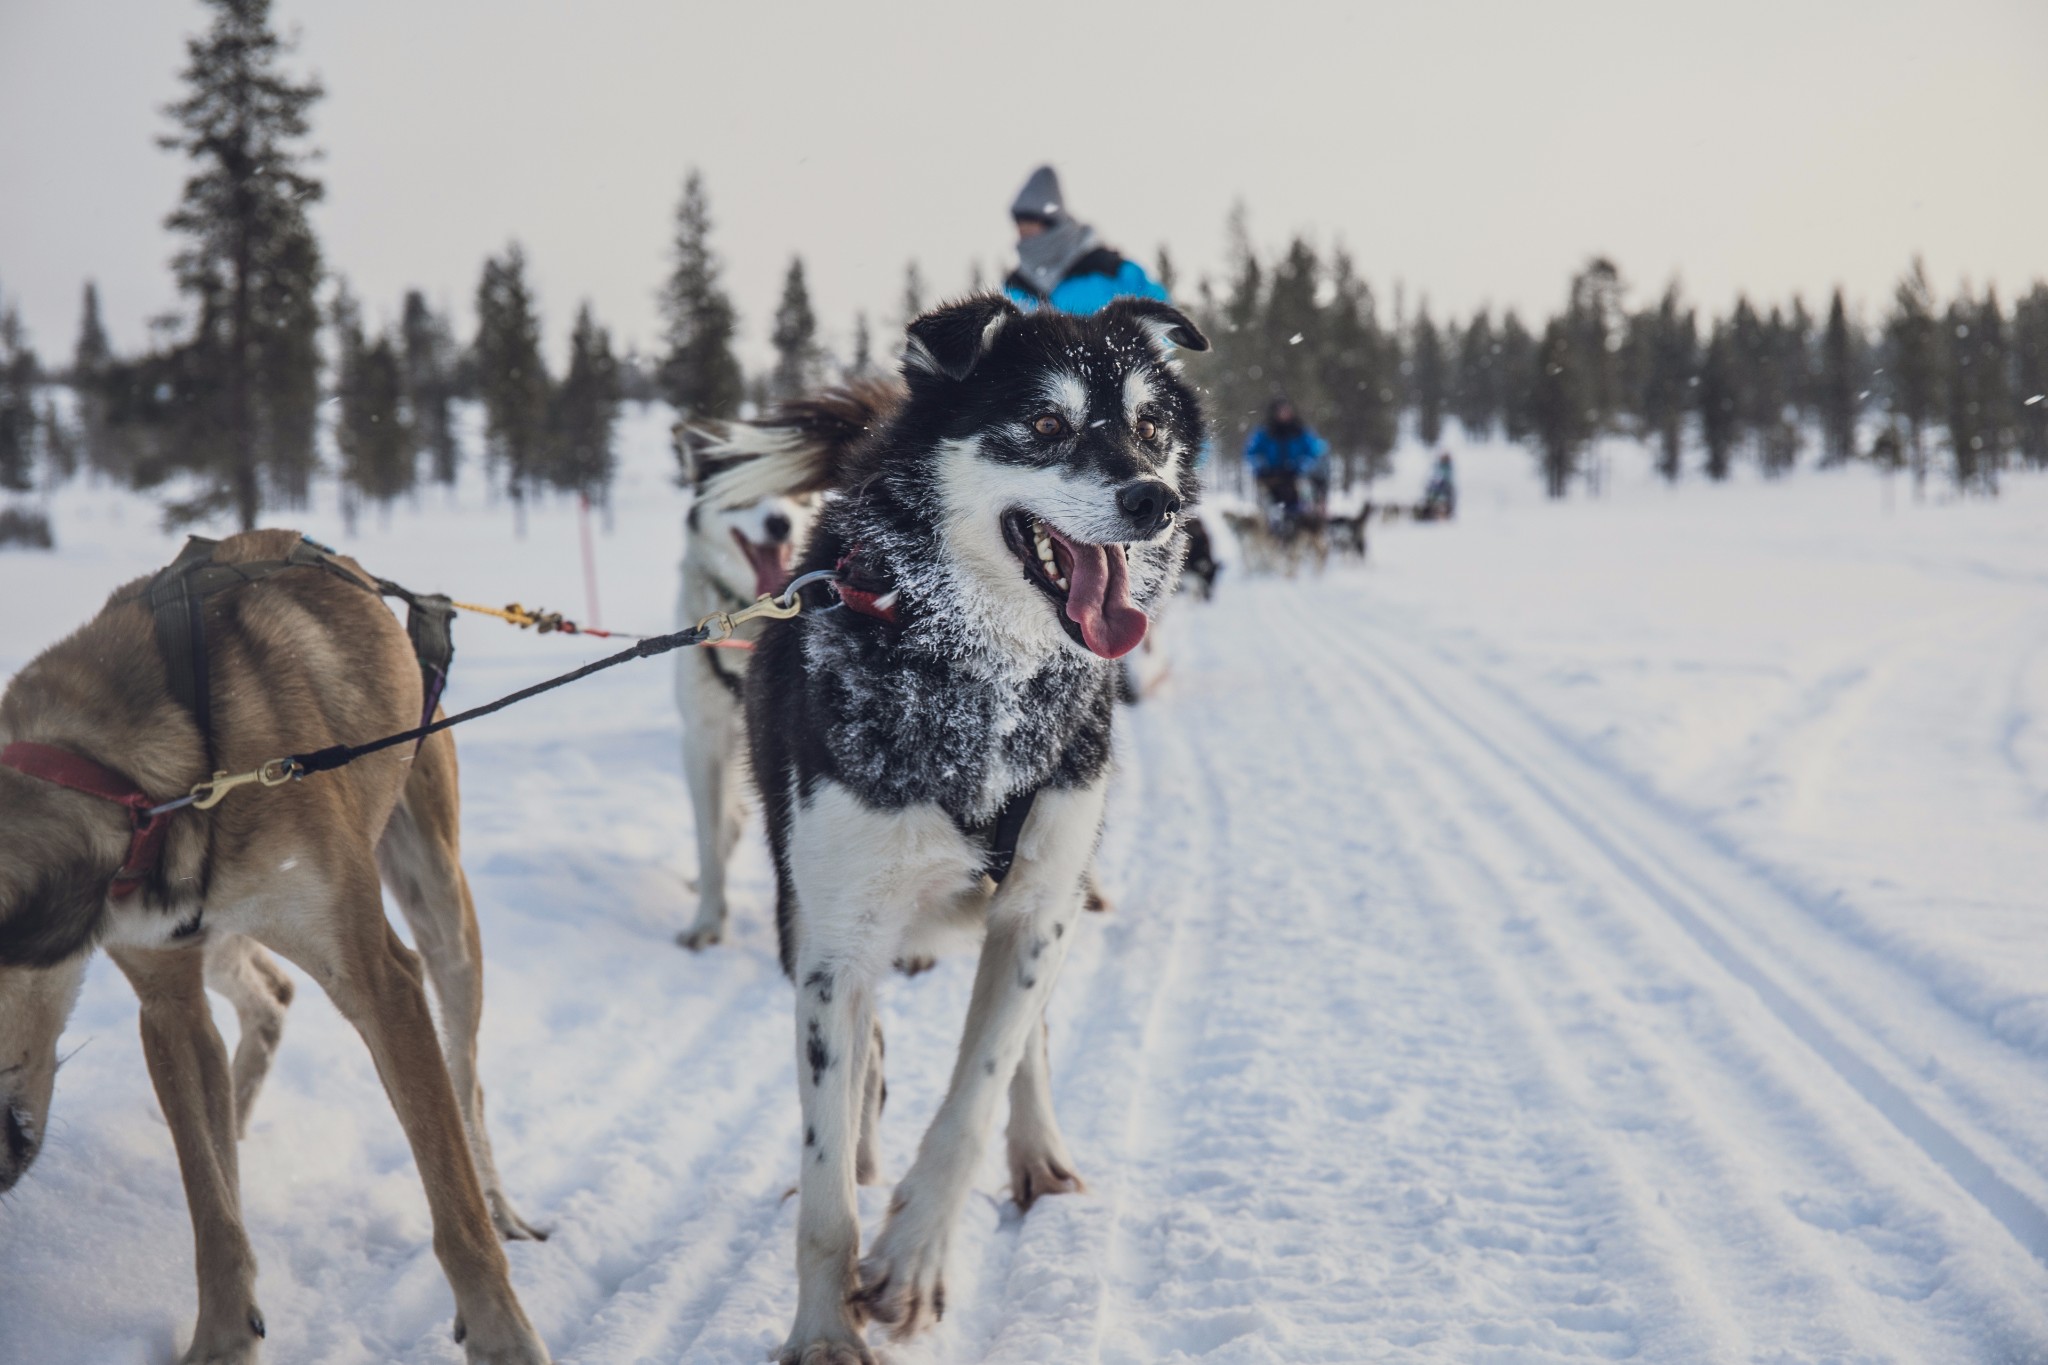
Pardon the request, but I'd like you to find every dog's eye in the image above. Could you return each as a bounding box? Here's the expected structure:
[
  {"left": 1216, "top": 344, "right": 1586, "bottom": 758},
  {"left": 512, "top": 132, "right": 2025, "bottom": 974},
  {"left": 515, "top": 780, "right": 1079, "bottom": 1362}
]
[
  {"left": 1134, "top": 416, "right": 1159, "bottom": 442},
  {"left": 1032, "top": 414, "right": 1068, "bottom": 439}
]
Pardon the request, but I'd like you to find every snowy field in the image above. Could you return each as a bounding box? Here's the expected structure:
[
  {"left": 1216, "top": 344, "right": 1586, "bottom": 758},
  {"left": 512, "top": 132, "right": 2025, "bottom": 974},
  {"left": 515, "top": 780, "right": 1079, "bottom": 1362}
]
[{"left": 3, "top": 410, "right": 2047, "bottom": 1363}]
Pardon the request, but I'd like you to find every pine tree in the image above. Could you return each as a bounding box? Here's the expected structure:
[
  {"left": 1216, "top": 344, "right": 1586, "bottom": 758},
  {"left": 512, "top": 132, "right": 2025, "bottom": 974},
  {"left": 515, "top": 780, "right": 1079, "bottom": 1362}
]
[
  {"left": 658, "top": 170, "right": 743, "bottom": 420},
  {"left": 1697, "top": 323, "right": 1739, "bottom": 481},
  {"left": 1497, "top": 310, "right": 1538, "bottom": 442},
  {"left": 1944, "top": 288, "right": 2010, "bottom": 494},
  {"left": 1818, "top": 289, "right": 1860, "bottom": 465},
  {"left": 331, "top": 283, "right": 413, "bottom": 511},
  {"left": 1262, "top": 238, "right": 1324, "bottom": 416},
  {"left": 0, "top": 289, "right": 39, "bottom": 494},
  {"left": 156, "top": 0, "right": 325, "bottom": 528},
  {"left": 848, "top": 312, "right": 874, "bottom": 379},
  {"left": 400, "top": 289, "right": 460, "bottom": 484},
  {"left": 473, "top": 244, "right": 549, "bottom": 505},
  {"left": 900, "top": 261, "right": 927, "bottom": 332},
  {"left": 2012, "top": 284, "right": 2048, "bottom": 468},
  {"left": 770, "top": 257, "right": 821, "bottom": 401},
  {"left": 1155, "top": 245, "right": 1178, "bottom": 297},
  {"left": 1410, "top": 304, "right": 1446, "bottom": 447},
  {"left": 72, "top": 282, "right": 111, "bottom": 383},
  {"left": 1452, "top": 309, "right": 1499, "bottom": 439},
  {"left": 1638, "top": 283, "right": 1697, "bottom": 481},
  {"left": 69, "top": 281, "right": 115, "bottom": 476},
  {"left": 1190, "top": 202, "right": 1271, "bottom": 481},
  {"left": 1317, "top": 249, "right": 1397, "bottom": 486},
  {"left": 1564, "top": 257, "right": 1625, "bottom": 436},
  {"left": 1883, "top": 258, "right": 1942, "bottom": 495},
  {"left": 1529, "top": 318, "right": 1586, "bottom": 497},
  {"left": 545, "top": 303, "right": 620, "bottom": 498}
]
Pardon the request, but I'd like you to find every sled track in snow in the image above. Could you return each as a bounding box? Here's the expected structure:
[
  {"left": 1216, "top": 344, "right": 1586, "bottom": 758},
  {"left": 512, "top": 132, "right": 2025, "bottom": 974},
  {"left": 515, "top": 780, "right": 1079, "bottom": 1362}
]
[{"left": 1288, "top": 591, "right": 2048, "bottom": 1272}]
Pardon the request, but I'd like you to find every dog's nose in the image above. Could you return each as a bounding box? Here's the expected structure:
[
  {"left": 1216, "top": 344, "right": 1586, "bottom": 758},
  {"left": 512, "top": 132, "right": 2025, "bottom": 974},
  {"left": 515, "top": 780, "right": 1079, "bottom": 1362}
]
[
  {"left": 1116, "top": 480, "right": 1180, "bottom": 538},
  {"left": 763, "top": 512, "right": 792, "bottom": 543}
]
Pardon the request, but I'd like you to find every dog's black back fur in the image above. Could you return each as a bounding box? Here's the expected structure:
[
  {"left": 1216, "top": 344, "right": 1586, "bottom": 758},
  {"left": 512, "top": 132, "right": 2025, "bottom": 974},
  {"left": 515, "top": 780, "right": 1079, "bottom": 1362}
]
[{"left": 747, "top": 296, "right": 1208, "bottom": 974}]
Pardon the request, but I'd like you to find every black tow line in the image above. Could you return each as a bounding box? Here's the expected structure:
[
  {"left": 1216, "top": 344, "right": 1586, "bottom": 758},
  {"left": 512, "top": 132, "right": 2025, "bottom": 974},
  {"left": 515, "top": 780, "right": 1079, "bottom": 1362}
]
[{"left": 154, "top": 570, "right": 838, "bottom": 814}]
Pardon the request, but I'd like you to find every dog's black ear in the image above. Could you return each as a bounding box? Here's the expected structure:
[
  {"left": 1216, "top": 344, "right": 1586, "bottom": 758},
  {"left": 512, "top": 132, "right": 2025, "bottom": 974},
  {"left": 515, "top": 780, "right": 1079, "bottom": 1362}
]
[
  {"left": 903, "top": 295, "right": 1020, "bottom": 382},
  {"left": 1106, "top": 298, "right": 1210, "bottom": 354}
]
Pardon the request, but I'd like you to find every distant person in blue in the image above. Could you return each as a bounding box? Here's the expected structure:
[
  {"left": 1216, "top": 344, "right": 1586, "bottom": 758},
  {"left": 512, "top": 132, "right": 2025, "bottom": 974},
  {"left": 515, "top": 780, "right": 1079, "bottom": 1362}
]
[
  {"left": 1244, "top": 398, "right": 1331, "bottom": 519},
  {"left": 1002, "top": 165, "right": 1170, "bottom": 315},
  {"left": 1419, "top": 451, "right": 1457, "bottom": 521}
]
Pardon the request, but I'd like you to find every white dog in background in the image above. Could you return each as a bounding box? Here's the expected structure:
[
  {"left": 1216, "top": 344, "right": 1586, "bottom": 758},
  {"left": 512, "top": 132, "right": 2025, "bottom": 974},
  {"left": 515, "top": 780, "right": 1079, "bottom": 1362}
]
[{"left": 671, "top": 388, "right": 894, "bottom": 949}]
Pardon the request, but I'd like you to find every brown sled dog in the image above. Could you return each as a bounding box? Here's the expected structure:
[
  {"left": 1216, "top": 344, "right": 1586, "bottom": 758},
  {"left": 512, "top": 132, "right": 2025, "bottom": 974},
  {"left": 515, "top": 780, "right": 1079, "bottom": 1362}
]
[{"left": 0, "top": 531, "right": 547, "bottom": 1365}]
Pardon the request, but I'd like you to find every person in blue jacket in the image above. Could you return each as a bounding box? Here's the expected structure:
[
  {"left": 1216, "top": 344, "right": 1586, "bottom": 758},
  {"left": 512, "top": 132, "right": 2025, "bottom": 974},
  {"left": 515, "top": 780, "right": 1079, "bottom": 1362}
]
[
  {"left": 1244, "top": 398, "right": 1331, "bottom": 518},
  {"left": 1419, "top": 450, "right": 1457, "bottom": 520},
  {"left": 1003, "top": 165, "right": 1170, "bottom": 316}
]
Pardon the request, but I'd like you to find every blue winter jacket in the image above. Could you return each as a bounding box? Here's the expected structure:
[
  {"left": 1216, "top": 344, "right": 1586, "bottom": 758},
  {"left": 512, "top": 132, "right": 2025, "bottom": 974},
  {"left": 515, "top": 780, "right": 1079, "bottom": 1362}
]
[
  {"left": 1003, "top": 250, "right": 1169, "bottom": 316},
  {"left": 1244, "top": 426, "right": 1330, "bottom": 475}
]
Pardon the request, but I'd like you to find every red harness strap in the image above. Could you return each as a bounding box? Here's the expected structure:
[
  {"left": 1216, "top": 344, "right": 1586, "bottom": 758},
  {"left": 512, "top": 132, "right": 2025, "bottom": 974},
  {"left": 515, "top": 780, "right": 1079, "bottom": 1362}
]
[{"left": 0, "top": 741, "right": 172, "bottom": 900}]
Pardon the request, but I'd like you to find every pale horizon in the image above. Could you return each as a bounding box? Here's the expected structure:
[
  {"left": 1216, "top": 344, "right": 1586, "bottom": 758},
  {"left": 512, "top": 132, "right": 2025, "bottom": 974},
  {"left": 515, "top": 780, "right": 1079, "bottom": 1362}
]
[{"left": 4, "top": 0, "right": 2045, "bottom": 370}]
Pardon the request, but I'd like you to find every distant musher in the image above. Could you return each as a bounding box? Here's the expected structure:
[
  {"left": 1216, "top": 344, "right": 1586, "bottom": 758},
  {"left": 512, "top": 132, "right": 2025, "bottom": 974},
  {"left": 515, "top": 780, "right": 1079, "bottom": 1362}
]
[
  {"left": 1418, "top": 450, "right": 1457, "bottom": 521},
  {"left": 1245, "top": 398, "right": 1331, "bottom": 524},
  {"left": 1002, "top": 165, "right": 1171, "bottom": 314}
]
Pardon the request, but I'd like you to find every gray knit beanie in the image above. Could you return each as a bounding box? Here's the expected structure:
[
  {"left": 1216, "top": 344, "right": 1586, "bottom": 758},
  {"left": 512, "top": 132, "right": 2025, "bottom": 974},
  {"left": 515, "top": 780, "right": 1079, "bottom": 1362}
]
[{"left": 1010, "top": 165, "right": 1066, "bottom": 224}]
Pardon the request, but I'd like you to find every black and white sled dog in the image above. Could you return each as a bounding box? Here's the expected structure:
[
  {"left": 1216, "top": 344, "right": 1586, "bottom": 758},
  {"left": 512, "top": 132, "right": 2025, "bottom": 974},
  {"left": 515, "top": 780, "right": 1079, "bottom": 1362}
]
[
  {"left": 671, "top": 391, "right": 895, "bottom": 949},
  {"left": 746, "top": 294, "right": 1208, "bottom": 1362}
]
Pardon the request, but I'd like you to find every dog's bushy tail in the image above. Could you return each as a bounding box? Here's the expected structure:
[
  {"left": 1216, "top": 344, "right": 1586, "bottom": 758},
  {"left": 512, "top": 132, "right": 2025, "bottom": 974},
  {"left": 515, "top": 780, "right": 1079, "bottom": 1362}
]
[{"left": 693, "top": 377, "right": 905, "bottom": 510}]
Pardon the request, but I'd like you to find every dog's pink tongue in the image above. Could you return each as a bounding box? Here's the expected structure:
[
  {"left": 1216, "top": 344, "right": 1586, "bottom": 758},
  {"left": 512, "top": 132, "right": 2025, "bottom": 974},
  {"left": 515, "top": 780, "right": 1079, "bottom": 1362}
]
[{"left": 1063, "top": 539, "right": 1148, "bottom": 659}]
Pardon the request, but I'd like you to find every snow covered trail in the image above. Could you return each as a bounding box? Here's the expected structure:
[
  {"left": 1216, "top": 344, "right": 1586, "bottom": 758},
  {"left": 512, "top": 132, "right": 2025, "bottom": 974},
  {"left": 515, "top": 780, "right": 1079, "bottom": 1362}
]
[{"left": 4, "top": 441, "right": 2048, "bottom": 1362}]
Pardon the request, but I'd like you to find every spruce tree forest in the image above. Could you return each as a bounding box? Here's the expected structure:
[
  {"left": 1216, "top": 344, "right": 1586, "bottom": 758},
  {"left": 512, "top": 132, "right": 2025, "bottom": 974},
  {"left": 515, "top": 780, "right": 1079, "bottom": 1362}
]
[{"left": 1, "top": 0, "right": 2042, "bottom": 548}]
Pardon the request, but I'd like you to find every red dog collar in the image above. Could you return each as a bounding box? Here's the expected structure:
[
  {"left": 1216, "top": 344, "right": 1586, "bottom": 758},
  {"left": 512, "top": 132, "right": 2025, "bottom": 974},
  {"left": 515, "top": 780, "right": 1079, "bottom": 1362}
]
[
  {"left": 833, "top": 547, "right": 901, "bottom": 625},
  {"left": 1, "top": 741, "right": 172, "bottom": 899}
]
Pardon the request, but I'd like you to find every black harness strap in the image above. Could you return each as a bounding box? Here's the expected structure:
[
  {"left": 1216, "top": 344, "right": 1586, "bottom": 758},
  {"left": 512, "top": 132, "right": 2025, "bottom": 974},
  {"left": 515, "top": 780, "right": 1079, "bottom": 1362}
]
[
  {"left": 140, "top": 535, "right": 457, "bottom": 760},
  {"left": 704, "top": 644, "right": 746, "bottom": 700},
  {"left": 974, "top": 785, "right": 1039, "bottom": 887}
]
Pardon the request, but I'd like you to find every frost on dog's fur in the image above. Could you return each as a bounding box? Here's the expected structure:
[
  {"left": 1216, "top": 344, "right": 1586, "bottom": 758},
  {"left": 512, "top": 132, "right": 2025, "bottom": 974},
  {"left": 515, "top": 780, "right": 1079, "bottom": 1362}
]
[{"left": 746, "top": 294, "right": 1209, "bottom": 1362}]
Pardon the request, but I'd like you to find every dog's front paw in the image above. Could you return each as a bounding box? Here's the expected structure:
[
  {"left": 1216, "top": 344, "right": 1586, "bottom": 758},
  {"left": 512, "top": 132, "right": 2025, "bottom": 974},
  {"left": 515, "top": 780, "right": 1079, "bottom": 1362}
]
[
  {"left": 853, "top": 1221, "right": 949, "bottom": 1340},
  {"left": 452, "top": 1310, "right": 551, "bottom": 1364},
  {"left": 177, "top": 1307, "right": 265, "bottom": 1364},
  {"left": 774, "top": 1321, "right": 874, "bottom": 1365},
  {"left": 1009, "top": 1143, "right": 1086, "bottom": 1213},
  {"left": 676, "top": 921, "right": 724, "bottom": 951}
]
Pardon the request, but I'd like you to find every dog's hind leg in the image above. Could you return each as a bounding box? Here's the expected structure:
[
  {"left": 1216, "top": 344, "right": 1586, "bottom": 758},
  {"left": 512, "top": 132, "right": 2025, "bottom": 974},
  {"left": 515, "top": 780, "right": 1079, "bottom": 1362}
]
[
  {"left": 677, "top": 705, "right": 744, "bottom": 951},
  {"left": 379, "top": 736, "right": 545, "bottom": 1243},
  {"left": 1006, "top": 1012, "right": 1083, "bottom": 1211},
  {"left": 111, "top": 942, "right": 266, "bottom": 1364},
  {"left": 202, "top": 933, "right": 295, "bottom": 1139},
  {"left": 283, "top": 868, "right": 549, "bottom": 1364},
  {"left": 855, "top": 781, "right": 1104, "bottom": 1341}
]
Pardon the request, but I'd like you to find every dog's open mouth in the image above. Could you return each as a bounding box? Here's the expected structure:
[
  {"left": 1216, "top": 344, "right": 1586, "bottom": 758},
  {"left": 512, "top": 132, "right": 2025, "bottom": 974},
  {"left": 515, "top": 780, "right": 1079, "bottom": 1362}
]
[
  {"left": 1001, "top": 511, "right": 1149, "bottom": 660},
  {"left": 731, "top": 530, "right": 794, "bottom": 598}
]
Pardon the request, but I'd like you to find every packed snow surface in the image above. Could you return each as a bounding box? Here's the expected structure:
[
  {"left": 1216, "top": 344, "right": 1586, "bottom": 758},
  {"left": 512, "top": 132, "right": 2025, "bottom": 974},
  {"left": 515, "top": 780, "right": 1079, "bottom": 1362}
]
[{"left": 3, "top": 414, "right": 2047, "bottom": 1362}]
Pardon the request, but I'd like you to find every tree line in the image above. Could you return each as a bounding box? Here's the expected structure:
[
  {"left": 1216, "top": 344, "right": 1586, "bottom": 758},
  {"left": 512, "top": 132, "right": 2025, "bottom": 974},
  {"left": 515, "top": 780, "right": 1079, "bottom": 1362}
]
[
  {"left": 6, "top": 0, "right": 2042, "bottom": 548},
  {"left": 1185, "top": 225, "right": 2048, "bottom": 499}
]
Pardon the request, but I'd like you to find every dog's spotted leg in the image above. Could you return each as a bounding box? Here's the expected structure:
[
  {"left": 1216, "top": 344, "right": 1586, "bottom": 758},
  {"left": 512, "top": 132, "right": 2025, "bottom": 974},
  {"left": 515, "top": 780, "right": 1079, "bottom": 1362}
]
[
  {"left": 201, "top": 933, "right": 294, "bottom": 1140},
  {"left": 111, "top": 943, "right": 266, "bottom": 1365},
  {"left": 1007, "top": 1013, "right": 1083, "bottom": 1211},
  {"left": 782, "top": 956, "right": 880, "bottom": 1365},
  {"left": 855, "top": 781, "right": 1105, "bottom": 1341}
]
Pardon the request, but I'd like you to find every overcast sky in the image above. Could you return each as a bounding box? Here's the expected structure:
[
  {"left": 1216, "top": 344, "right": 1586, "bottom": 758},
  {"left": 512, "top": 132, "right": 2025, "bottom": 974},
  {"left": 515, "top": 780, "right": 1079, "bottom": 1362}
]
[{"left": 3, "top": 0, "right": 2045, "bottom": 369}]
